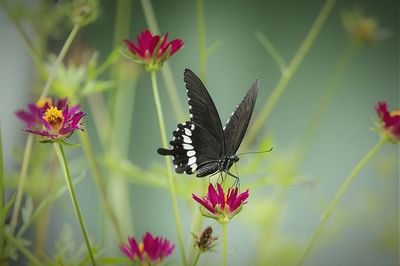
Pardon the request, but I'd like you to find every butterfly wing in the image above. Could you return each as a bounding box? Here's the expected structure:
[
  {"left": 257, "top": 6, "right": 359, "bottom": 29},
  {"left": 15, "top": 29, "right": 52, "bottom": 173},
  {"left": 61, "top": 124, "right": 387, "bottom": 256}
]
[
  {"left": 223, "top": 79, "right": 258, "bottom": 156},
  {"left": 184, "top": 68, "right": 225, "bottom": 152},
  {"left": 157, "top": 69, "right": 225, "bottom": 176}
]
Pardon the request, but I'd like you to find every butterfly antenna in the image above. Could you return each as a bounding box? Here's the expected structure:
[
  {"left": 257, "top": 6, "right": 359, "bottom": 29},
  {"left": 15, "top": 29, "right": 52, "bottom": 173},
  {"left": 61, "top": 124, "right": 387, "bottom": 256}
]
[{"left": 236, "top": 147, "right": 273, "bottom": 156}]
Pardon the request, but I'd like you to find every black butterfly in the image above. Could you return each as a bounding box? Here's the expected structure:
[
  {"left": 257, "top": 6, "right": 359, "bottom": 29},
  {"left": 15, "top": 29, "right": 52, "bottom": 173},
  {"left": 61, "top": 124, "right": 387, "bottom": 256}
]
[{"left": 157, "top": 68, "right": 258, "bottom": 179}]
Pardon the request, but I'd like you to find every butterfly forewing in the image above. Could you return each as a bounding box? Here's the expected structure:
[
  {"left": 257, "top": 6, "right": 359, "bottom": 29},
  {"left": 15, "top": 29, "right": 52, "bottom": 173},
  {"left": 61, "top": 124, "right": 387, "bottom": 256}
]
[
  {"left": 223, "top": 80, "right": 258, "bottom": 155},
  {"left": 184, "top": 69, "right": 225, "bottom": 153}
]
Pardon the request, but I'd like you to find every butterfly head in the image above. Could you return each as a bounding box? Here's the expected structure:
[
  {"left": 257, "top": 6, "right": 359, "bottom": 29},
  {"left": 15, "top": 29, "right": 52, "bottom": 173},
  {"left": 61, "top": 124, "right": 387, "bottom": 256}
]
[{"left": 230, "top": 155, "right": 240, "bottom": 163}]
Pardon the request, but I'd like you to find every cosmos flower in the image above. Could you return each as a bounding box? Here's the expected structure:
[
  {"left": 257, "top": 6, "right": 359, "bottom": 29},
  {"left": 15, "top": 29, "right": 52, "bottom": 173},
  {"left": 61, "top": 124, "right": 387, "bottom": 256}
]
[
  {"left": 120, "top": 232, "right": 175, "bottom": 265},
  {"left": 16, "top": 97, "right": 85, "bottom": 141},
  {"left": 375, "top": 101, "right": 400, "bottom": 142},
  {"left": 123, "top": 30, "right": 184, "bottom": 72},
  {"left": 192, "top": 183, "right": 249, "bottom": 224}
]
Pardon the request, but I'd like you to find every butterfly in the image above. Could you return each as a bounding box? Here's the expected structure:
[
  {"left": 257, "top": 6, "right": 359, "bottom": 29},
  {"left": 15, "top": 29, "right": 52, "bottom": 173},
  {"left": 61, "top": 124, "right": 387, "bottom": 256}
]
[{"left": 157, "top": 68, "right": 258, "bottom": 179}]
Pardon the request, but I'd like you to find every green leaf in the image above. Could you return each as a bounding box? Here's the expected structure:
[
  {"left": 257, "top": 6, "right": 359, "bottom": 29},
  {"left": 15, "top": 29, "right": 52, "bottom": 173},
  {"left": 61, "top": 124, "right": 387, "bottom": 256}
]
[
  {"left": 80, "top": 80, "right": 114, "bottom": 96},
  {"left": 40, "top": 139, "right": 56, "bottom": 144},
  {"left": 21, "top": 195, "right": 33, "bottom": 225},
  {"left": 1, "top": 194, "right": 16, "bottom": 223},
  {"left": 59, "top": 140, "right": 81, "bottom": 148}
]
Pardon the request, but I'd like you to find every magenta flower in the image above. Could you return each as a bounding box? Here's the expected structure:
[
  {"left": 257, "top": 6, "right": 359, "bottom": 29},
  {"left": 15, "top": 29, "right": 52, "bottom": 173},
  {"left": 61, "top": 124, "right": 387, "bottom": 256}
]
[
  {"left": 123, "top": 30, "right": 184, "bottom": 72},
  {"left": 16, "top": 97, "right": 85, "bottom": 141},
  {"left": 120, "top": 232, "right": 175, "bottom": 265},
  {"left": 375, "top": 101, "right": 400, "bottom": 142},
  {"left": 192, "top": 183, "right": 249, "bottom": 224}
]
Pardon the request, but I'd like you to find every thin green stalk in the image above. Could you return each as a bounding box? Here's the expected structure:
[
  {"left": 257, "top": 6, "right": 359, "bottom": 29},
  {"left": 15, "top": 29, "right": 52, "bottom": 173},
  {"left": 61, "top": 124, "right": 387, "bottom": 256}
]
[
  {"left": 299, "top": 43, "right": 360, "bottom": 152},
  {"left": 17, "top": 175, "right": 85, "bottom": 238},
  {"left": 222, "top": 223, "right": 227, "bottom": 266},
  {"left": 0, "top": 128, "right": 4, "bottom": 260},
  {"left": 54, "top": 143, "right": 96, "bottom": 266},
  {"left": 298, "top": 138, "right": 386, "bottom": 265},
  {"left": 196, "top": 0, "right": 207, "bottom": 81},
  {"left": 107, "top": 0, "right": 134, "bottom": 241},
  {"left": 243, "top": 0, "right": 336, "bottom": 149},
  {"left": 79, "top": 132, "right": 123, "bottom": 241},
  {"left": 151, "top": 71, "right": 187, "bottom": 265},
  {"left": 9, "top": 23, "right": 81, "bottom": 236},
  {"left": 188, "top": 0, "right": 208, "bottom": 261},
  {"left": 5, "top": 232, "right": 41, "bottom": 266},
  {"left": 193, "top": 250, "right": 201, "bottom": 266},
  {"left": 255, "top": 31, "right": 288, "bottom": 73},
  {"left": 140, "top": 0, "right": 185, "bottom": 121},
  {"left": 9, "top": 136, "right": 33, "bottom": 235},
  {"left": 39, "top": 24, "right": 80, "bottom": 99}
]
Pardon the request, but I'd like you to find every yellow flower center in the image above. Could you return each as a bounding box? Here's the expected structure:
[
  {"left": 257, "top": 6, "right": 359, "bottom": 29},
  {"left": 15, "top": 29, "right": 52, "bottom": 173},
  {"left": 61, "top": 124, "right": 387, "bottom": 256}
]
[
  {"left": 390, "top": 110, "right": 400, "bottom": 117},
  {"left": 36, "top": 97, "right": 53, "bottom": 108},
  {"left": 138, "top": 242, "right": 144, "bottom": 253},
  {"left": 43, "top": 106, "right": 64, "bottom": 133}
]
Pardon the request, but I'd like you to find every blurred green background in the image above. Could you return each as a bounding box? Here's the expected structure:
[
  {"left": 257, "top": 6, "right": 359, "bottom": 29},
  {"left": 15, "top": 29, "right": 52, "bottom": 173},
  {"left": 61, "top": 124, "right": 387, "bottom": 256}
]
[{"left": 0, "top": 0, "right": 398, "bottom": 265}]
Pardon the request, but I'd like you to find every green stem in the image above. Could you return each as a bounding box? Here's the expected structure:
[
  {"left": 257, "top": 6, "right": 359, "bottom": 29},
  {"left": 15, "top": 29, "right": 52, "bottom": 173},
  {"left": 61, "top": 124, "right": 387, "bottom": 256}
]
[
  {"left": 193, "top": 250, "right": 201, "bottom": 266},
  {"left": 54, "top": 144, "right": 96, "bottom": 266},
  {"left": 39, "top": 24, "right": 80, "bottom": 99},
  {"left": 140, "top": 0, "right": 185, "bottom": 121},
  {"left": 5, "top": 232, "right": 41, "bottom": 266},
  {"left": 9, "top": 136, "right": 33, "bottom": 235},
  {"left": 196, "top": 0, "right": 207, "bottom": 82},
  {"left": 299, "top": 43, "right": 360, "bottom": 152},
  {"left": 188, "top": 0, "right": 208, "bottom": 261},
  {"left": 150, "top": 71, "right": 187, "bottom": 265},
  {"left": 222, "top": 223, "right": 227, "bottom": 266},
  {"left": 9, "top": 22, "right": 81, "bottom": 238},
  {"left": 107, "top": 0, "right": 134, "bottom": 240},
  {"left": 255, "top": 30, "right": 288, "bottom": 73},
  {"left": 243, "top": 0, "right": 336, "bottom": 148},
  {"left": 298, "top": 138, "right": 386, "bottom": 265},
  {"left": 0, "top": 128, "right": 4, "bottom": 259},
  {"left": 79, "top": 132, "right": 123, "bottom": 241}
]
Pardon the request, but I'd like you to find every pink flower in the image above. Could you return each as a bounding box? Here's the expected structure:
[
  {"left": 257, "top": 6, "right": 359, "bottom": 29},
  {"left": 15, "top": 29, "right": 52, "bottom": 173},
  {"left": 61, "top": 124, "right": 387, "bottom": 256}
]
[
  {"left": 123, "top": 30, "right": 183, "bottom": 72},
  {"left": 120, "top": 232, "right": 175, "bottom": 264},
  {"left": 192, "top": 183, "right": 249, "bottom": 224},
  {"left": 375, "top": 101, "right": 400, "bottom": 142},
  {"left": 16, "top": 98, "right": 85, "bottom": 141}
]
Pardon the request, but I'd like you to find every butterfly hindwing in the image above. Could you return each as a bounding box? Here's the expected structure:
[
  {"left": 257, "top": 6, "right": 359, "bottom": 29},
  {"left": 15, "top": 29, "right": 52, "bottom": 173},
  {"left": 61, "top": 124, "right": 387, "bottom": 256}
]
[
  {"left": 157, "top": 121, "right": 221, "bottom": 175},
  {"left": 223, "top": 80, "right": 258, "bottom": 155}
]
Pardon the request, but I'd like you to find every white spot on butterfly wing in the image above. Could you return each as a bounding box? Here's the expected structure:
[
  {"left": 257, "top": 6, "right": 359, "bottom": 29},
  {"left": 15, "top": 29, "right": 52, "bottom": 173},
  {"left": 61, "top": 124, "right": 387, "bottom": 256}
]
[
  {"left": 191, "top": 163, "right": 197, "bottom": 171},
  {"left": 188, "top": 157, "right": 196, "bottom": 165},
  {"left": 183, "top": 144, "right": 194, "bottom": 150},
  {"left": 191, "top": 124, "right": 195, "bottom": 130},
  {"left": 190, "top": 114, "right": 193, "bottom": 118},
  {"left": 187, "top": 150, "right": 196, "bottom": 156},
  {"left": 184, "top": 128, "right": 192, "bottom": 136},
  {"left": 182, "top": 135, "right": 192, "bottom": 143}
]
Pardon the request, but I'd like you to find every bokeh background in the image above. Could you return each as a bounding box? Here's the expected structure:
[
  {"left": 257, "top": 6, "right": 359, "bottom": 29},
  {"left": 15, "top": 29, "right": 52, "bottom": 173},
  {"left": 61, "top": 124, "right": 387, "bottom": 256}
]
[{"left": 0, "top": 0, "right": 398, "bottom": 265}]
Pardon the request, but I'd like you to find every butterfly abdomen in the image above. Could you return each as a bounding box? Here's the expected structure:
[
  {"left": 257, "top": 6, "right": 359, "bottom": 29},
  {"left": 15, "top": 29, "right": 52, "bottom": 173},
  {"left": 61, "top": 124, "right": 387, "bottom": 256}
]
[{"left": 157, "top": 122, "right": 198, "bottom": 174}]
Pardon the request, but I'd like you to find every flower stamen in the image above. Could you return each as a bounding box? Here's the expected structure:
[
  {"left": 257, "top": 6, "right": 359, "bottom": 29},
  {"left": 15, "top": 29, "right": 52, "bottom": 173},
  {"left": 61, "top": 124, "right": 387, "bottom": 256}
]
[{"left": 43, "top": 106, "right": 64, "bottom": 133}]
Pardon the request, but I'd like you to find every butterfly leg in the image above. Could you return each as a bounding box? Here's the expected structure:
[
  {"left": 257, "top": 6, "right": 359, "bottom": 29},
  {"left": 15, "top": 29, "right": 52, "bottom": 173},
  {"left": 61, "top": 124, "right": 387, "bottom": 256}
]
[{"left": 225, "top": 170, "right": 240, "bottom": 188}]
